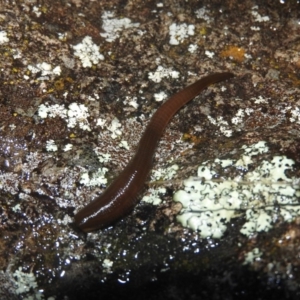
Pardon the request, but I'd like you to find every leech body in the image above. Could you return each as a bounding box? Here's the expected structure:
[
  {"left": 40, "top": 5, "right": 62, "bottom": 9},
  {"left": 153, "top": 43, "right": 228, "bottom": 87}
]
[{"left": 74, "top": 72, "right": 234, "bottom": 232}]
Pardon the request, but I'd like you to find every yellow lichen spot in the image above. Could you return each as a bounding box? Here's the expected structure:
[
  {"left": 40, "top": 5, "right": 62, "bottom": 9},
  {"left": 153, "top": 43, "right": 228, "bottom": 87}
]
[
  {"left": 31, "top": 23, "right": 41, "bottom": 30},
  {"left": 69, "top": 133, "right": 76, "bottom": 138},
  {"left": 41, "top": 6, "right": 48, "bottom": 13},
  {"left": 13, "top": 112, "right": 18, "bottom": 117},
  {"left": 293, "top": 58, "right": 300, "bottom": 69},
  {"left": 288, "top": 73, "right": 300, "bottom": 87},
  {"left": 182, "top": 133, "right": 190, "bottom": 140},
  {"left": 54, "top": 79, "right": 64, "bottom": 90},
  {"left": 47, "top": 88, "right": 54, "bottom": 94},
  {"left": 199, "top": 27, "right": 207, "bottom": 35},
  {"left": 182, "top": 133, "right": 205, "bottom": 145},
  {"left": 220, "top": 46, "right": 245, "bottom": 63},
  {"left": 12, "top": 68, "right": 19, "bottom": 73},
  {"left": 65, "top": 77, "right": 74, "bottom": 83}
]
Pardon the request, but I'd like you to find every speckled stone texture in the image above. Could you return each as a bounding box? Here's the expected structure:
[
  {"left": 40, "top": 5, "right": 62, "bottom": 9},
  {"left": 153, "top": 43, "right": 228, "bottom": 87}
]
[{"left": 1, "top": 0, "right": 300, "bottom": 299}]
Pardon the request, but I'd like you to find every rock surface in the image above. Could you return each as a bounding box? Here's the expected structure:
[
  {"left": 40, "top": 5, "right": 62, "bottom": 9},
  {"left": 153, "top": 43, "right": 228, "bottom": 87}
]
[{"left": 1, "top": 0, "right": 300, "bottom": 299}]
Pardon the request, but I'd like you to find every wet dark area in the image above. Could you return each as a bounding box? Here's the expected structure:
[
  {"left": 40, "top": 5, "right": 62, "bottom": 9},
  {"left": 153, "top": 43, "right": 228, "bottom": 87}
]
[{"left": 51, "top": 267, "right": 294, "bottom": 300}]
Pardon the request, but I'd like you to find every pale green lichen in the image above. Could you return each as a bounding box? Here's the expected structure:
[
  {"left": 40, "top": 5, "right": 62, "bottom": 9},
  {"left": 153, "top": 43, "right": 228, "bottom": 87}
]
[
  {"left": 38, "top": 102, "right": 91, "bottom": 131},
  {"left": 142, "top": 165, "right": 179, "bottom": 205},
  {"left": 72, "top": 36, "right": 104, "bottom": 67},
  {"left": 243, "top": 247, "right": 263, "bottom": 265},
  {"left": 100, "top": 11, "right": 140, "bottom": 42},
  {"left": 169, "top": 23, "right": 195, "bottom": 45},
  {"left": 13, "top": 268, "right": 38, "bottom": 295},
  {"left": 46, "top": 140, "right": 58, "bottom": 152},
  {"left": 148, "top": 66, "right": 180, "bottom": 83},
  {"left": 80, "top": 167, "right": 108, "bottom": 186},
  {"left": 27, "top": 62, "right": 61, "bottom": 80},
  {"left": 142, "top": 187, "right": 167, "bottom": 205},
  {"left": 0, "top": 30, "right": 9, "bottom": 44}
]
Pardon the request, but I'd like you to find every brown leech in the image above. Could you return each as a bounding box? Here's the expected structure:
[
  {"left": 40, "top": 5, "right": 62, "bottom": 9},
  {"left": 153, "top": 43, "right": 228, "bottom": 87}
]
[{"left": 74, "top": 72, "right": 234, "bottom": 232}]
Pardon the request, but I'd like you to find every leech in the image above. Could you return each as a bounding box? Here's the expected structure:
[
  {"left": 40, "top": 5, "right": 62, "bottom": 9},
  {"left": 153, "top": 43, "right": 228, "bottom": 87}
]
[{"left": 74, "top": 72, "right": 234, "bottom": 232}]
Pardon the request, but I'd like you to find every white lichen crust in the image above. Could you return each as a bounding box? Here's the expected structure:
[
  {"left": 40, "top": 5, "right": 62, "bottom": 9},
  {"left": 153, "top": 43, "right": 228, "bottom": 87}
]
[
  {"left": 100, "top": 11, "right": 140, "bottom": 42},
  {"left": 174, "top": 141, "right": 300, "bottom": 239},
  {"left": 72, "top": 36, "right": 104, "bottom": 68}
]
